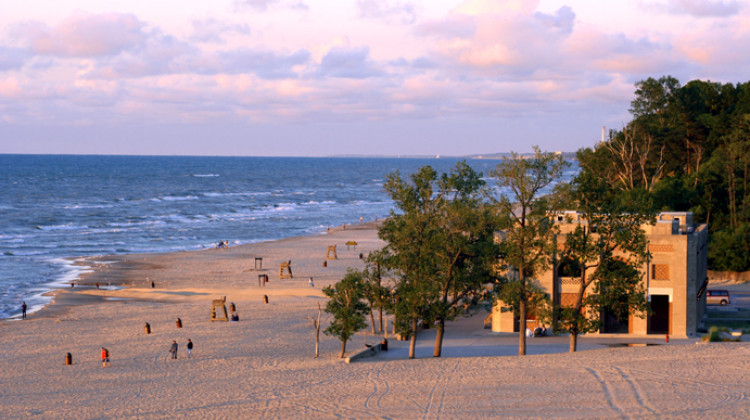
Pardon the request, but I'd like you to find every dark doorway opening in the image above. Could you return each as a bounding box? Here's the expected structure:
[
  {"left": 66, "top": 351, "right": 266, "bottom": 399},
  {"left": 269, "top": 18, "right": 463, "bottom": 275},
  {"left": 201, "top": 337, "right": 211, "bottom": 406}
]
[
  {"left": 601, "top": 309, "right": 629, "bottom": 333},
  {"left": 648, "top": 295, "right": 670, "bottom": 334}
]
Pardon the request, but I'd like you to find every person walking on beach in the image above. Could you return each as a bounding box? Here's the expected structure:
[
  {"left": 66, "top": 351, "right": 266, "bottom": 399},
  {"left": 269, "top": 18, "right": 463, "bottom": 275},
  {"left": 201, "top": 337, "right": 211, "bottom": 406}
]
[
  {"left": 169, "top": 340, "right": 178, "bottom": 359},
  {"left": 101, "top": 347, "right": 110, "bottom": 367},
  {"left": 309, "top": 277, "right": 314, "bottom": 287},
  {"left": 21, "top": 301, "right": 26, "bottom": 320},
  {"left": 186, "top": 338, "right": 193, "bottom": 359}
]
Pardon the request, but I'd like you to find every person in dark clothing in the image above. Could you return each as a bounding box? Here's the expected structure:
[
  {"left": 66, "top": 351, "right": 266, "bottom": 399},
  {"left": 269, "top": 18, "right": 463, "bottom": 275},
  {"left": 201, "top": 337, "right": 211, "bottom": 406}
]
[
  {"left": 186, "top": 338, "right": 193, "bottom": 359},
  {"left": 21, "top": 301, "right": 27, "bottom": 320},
  {"left": 169, "top": 340, "right": 178, "bottom": 359}
]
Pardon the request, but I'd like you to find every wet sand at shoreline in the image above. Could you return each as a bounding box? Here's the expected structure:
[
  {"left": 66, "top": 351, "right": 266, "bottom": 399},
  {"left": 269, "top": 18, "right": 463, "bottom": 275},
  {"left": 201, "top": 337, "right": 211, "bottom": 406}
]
[{"left": 1, "top": 223, "right": 749, "bottom": 419}]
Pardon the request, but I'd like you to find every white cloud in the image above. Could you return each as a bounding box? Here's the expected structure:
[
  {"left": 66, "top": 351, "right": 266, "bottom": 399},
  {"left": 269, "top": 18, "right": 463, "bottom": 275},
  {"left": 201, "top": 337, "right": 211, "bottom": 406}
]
[
  {"left": 643, "top": 0, "right": 742, "bottom": 18},
  {"left": 357, "top": 0, "right": 417, "bottom": 25},
  {"left": 190, "top": 19, "right": 251, "bottom": 43}
]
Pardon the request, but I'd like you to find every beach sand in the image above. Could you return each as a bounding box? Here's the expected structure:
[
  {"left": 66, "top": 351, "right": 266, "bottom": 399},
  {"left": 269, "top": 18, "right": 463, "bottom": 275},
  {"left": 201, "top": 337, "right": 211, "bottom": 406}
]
[{"left": 1, "top": 223, "right": 749, "bottom": 419}]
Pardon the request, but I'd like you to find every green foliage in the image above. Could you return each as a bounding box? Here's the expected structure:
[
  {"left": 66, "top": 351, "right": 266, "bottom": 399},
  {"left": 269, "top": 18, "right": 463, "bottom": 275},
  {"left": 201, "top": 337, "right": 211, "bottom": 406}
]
[
  {"left": 378, "top": 161, "right": 499, "bottom": 357},
  {"left": 554, "top": 171, "right": 653, "bottom": 351},
  {"left": 702, "top": 326, "right": 742, "bottom": 342},
  {"left": 323, "top": 270, "right": 369, "bottom": 357},
  {"left": 490, "top": 147, "right": 569, "bottom": 355},
  {"left": 708, "top": 225, "right": 750, "bottom": 272},
  {"left": 579, "top": 75, "right": 750, "bottom": 270}
]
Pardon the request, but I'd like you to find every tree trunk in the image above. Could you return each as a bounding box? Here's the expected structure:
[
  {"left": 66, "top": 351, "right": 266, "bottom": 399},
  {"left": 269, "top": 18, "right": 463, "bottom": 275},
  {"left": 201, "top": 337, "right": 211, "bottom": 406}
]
[
  {"left": 569, "top": 331, "right": 578, "bottom": 353},
  {"left": 570, "top": 269, "right": 587, "bottom": 353},
  {"left": 409, "top": 318, "right": 418, "bottom": 359},
  {"left": 339, "top": 340, "right": 347, "bottom": 358},
  {"left": 314, "top": 328, "right": 320, "bottom": 358},
  {"left": 433, "top": 318, "right": 445, "bottom": 357},
  {"left": 519, "top": 295, "right": 527, "bottom": 356},
  {"left": 370, "top": 309, "right": 376, "bottom": 334},
  {"left": 379, "top": 307, "right": 383, "bottom": 333}
]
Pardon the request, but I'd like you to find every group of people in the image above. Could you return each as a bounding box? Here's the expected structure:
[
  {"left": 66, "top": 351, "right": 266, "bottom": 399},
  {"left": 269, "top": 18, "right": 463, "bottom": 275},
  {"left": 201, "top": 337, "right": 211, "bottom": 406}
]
[
  {"left": 525, "top": 325, "right": 549, "bottom": 337},
  {"left": 169, "top": 338, "right": 193, "bottom": 359},
  {"left": 100, "top": 339, "right": 194, "bottom": 367},
  {"left": 216, "top": 240, "right": 229, "bottom": 249}
]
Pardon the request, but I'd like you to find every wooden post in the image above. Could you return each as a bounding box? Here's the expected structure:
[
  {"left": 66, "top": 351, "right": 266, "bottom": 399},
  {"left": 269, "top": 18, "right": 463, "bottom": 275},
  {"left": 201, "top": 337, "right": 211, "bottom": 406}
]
[
  {"left": 145, "top": 322, "right": 151, "bottom": 334},
  {"left": 65, "top": 352, "right": 72, "bottom": 365},
  {"left": 176, "top": 318, "right": 182, "bottom": 328}
]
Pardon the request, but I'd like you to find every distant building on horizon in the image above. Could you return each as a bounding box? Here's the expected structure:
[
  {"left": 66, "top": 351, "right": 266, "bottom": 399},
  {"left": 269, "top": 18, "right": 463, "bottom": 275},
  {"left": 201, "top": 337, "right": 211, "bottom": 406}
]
[{"left": 492, "top": 211, "right": 709, "bottom": 339}]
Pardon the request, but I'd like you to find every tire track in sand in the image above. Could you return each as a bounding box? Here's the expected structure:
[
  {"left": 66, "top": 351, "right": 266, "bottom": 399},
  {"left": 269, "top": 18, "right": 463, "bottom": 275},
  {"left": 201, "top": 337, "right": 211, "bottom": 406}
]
[
  {"left": 364, "top": 363, "right": 391, "bottom": 411},
  {"left": 423, "top": 359, "right": 461, "bottom": 419},
  {"left": 586, "top": 368, "right": 627, "bottom": 418}
]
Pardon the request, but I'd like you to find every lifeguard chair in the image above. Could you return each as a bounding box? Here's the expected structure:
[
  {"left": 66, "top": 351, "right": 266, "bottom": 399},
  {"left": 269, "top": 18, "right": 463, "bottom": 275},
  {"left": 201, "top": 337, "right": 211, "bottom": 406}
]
[
  {"left": 279, "top": 260, "right": 293, "bottom": 279},
  {"left": 326, "top": 245, "right": 338, "bottom": 260},
  {"left": 211, "top": 296, "right": 228, "bottom": 321}
]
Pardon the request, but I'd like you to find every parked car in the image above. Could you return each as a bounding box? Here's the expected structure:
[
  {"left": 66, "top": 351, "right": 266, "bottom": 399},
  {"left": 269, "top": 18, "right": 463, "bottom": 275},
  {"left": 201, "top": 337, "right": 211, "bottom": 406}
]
[{"left": 707, "top": 289, "right": 731, "bottom": 306}]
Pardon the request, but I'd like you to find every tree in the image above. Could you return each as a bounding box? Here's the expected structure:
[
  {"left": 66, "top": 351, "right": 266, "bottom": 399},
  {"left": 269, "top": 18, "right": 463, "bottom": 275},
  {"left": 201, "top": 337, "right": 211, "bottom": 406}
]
[
  {"left": 379, "top": 162, "right": 498, "bottom": 358},
  {"left": 427, "top": 164, "right": 498, "bottom": 357},
  {"left": 361, "top": 250, "right": 391, "bottom": 334},
  {"left": 490, "top": 147, "right": 569, "bottom": 356},
  {"left": 323, "top": 270, "right": 369, "bottom": 358},
  {"left": 379, "top": 166, "right": 441, "bottom": 358},
  {"left": 306, "top": 302, "right": 322, "bottom": 358},
  {"left": 556, "top": 171, "right": 653, "bottom": 352}
]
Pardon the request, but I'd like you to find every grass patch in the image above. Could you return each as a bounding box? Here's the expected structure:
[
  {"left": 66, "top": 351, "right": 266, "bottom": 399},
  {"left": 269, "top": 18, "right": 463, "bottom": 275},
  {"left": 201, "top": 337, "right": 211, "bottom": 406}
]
[{"left": 701, "top": 326, "right": 745, "bottom": 342}]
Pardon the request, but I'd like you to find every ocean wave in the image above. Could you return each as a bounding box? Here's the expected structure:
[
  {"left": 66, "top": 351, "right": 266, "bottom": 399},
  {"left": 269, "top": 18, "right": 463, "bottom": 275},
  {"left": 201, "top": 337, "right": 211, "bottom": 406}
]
[
  {"left": 193, "top": 174, "right": 220, "bottom": 177},
  {"left": 35, "top": 223, "right": 85, "bottom": 231},
  {"left": 107, "top": 220, "right": 166, "bottom": 228},
  {"left": 63, "top": 203, "right": 115, "bottom": 210},
  {"left": 203, "top": 191, "right": 272, "bottom": 198},
  {"left": 151, "top": 195, "right": 200, "bottom": 202}
]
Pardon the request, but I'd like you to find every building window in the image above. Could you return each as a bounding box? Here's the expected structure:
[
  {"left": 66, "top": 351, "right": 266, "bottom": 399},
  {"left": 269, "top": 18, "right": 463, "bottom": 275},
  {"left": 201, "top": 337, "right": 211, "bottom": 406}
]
[
  {"left": 560, "top": 293, "right": 578, "bottom": 308},
  {"left": 652, "top": 264, "right": 670, "bottom": 280}
]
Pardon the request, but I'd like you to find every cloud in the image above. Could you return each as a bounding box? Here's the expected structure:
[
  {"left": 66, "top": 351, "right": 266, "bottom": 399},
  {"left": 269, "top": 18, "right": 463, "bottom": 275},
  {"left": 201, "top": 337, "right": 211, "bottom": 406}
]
[
  {"left": 414, "top": 15, "right": 476, "bottom": 38},
  {"left": 534, "top": 5, "right": 575, "bottom": 34},
  {"left": 12, "top": 12, "right": 148, "bottom": 57},
  {"left": 319, "top": 46, "right": 382, "bottom": 79},
  {"left": 0, "top": 47, "right": 28, "bottom": 71},
  {"left": 210, "top": 49, "right": 311, "bottom": 79},
  {"left": 418, "top": 5, "right": 577, "bottom": 75},
  {"left": 643, "top": 0, "right": 742, "bottom": 18},
  {"left": 190, "top": 19, "right": 251, "bottom": 43},
  {"left": 357, "top": 0, "right": 417, "bottom": 25},
  {"left": 80, "top": 32, "right": 198, "bottom": 79},
  {"left": 232, "top": 0, "right": 308, "bottom": 12},
  {"left": 233, "top": 0, "right": 279, "bottom": 11}
]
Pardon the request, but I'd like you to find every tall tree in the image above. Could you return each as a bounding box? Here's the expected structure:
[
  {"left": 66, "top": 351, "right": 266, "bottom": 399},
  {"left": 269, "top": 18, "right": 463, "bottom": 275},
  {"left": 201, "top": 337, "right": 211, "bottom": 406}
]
[
  {"left": 323, "top": 270, "right": 369, "bottom": 358},
  {"left": 379, "top": 162, "right": 498, "bottom": 358},
  {"left": 361, "top": 250, "right": 391, "bottom": 334},
  {"left": 379, "top": 166, "right": 441, "bottom": 359},
  {"left": 490, "top": 147, "right": 568, "bottom": 356},
  {"left": 429, "top": 163, "right": 498, "bottom": 357},
  {"left": 557, "top": 171, "right": 653, "bottom": 352}
]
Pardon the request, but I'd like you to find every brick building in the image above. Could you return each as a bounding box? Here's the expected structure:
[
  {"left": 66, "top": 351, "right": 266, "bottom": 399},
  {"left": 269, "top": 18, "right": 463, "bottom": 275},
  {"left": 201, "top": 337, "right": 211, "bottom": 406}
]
[{"left": 491, "top": 211, "right": 708, "bottom": 338}]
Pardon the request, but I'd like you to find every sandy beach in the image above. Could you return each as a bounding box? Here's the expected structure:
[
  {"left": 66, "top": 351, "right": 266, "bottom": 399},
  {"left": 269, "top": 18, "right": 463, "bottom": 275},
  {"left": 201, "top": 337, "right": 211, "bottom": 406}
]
[{"left": 1, "top": 223, "right": 749, "bottom": 419}]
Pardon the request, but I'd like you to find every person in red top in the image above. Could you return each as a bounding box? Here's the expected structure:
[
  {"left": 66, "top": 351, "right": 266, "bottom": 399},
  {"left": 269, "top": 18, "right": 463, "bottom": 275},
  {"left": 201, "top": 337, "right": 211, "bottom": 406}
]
[{"left": 101, "top": 347, "right": 110, "bottom": 367}]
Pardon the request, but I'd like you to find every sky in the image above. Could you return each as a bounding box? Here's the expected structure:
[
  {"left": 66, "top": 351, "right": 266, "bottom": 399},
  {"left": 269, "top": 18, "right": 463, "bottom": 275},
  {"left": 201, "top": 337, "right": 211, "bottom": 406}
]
[{"left": 1, "top": 0, "right": 749, "bottom": 156}]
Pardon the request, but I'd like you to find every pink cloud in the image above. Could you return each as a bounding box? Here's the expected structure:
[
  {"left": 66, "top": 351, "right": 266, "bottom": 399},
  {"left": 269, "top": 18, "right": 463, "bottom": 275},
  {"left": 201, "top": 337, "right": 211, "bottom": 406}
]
[{"left": 15, "top": 12, "right": 148, "bottom": 57}]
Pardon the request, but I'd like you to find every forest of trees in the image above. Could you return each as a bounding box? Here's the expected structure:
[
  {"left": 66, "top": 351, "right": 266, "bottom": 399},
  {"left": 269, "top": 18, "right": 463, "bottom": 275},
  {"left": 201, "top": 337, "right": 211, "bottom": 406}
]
[{"left": 578, "top": 76, "right": 750, "bottom": 271}]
